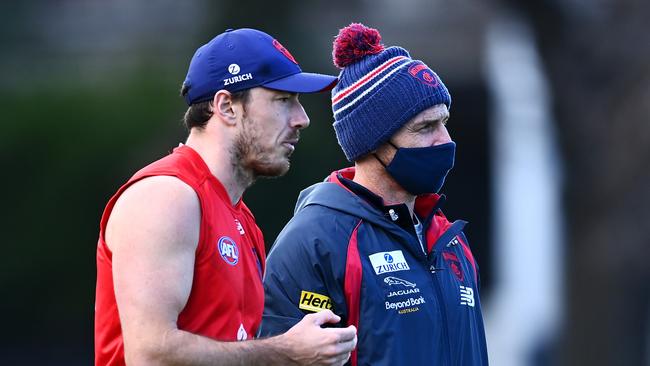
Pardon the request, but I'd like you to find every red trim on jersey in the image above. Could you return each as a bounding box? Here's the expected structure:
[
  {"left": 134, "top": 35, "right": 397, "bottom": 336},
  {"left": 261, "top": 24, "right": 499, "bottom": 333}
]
[{"left": 344, "top": 220, "right": 363, "bottom": 366}]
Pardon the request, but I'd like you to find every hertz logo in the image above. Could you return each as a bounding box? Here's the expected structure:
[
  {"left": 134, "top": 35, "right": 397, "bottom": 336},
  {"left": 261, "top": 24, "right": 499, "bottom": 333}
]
[{"left": 299, "top": 291, "right": 333, "bottom": 313}]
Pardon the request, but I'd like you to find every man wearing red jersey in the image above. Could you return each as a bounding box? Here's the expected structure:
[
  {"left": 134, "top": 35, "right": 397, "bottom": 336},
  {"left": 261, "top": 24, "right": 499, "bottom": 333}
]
[{"left": 94, "top": 28, "right": 357, "bottom": 365}]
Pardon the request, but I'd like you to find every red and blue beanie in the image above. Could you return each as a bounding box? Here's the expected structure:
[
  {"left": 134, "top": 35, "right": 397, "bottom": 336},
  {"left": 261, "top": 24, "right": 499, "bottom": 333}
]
[{"left": 331, "top": 23, "right": 451, "bottom": 162}]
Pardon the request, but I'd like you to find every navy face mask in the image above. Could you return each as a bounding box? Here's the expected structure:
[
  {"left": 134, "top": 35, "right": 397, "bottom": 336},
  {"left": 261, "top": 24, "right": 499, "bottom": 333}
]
[{"left": 375, "top": 141, "right": 456, "bottom": 195}]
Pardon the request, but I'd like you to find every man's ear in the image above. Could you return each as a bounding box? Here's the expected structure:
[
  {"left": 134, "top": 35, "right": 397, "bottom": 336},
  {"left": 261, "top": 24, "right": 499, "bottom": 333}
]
[
  {"left": 213, "top": 90, "right": 238, "bottom": 126},
  {"left": 372, "top": 141, "right": 395, "bottom": 165}
]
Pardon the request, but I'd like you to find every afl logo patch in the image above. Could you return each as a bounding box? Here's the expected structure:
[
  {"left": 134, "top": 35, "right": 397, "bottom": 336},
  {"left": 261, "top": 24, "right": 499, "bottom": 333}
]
[
  {"left": 217, "top": 236, "right": 239, "bottom": 266},
  {"left": 408, "top": 62, "right": 439, "bottom": 87}
]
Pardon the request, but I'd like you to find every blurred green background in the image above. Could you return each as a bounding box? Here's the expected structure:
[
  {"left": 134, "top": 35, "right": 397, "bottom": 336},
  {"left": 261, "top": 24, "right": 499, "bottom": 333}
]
[{"left": 1, "top": 1, "right": 648, "bottom": 365}]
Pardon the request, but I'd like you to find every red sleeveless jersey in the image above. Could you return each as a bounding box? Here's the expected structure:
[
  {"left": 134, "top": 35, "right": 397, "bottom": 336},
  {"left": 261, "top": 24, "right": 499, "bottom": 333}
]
[{"left": 95, "top": 145, "right": 266, "bottom": 365}]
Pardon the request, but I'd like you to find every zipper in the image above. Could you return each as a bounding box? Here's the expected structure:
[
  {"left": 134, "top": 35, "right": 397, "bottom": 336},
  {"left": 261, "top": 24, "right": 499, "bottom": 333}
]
[
  {"left": 429, "top": 250, "right": 452, "bottom": 364},
  {"left": 417, "top": 235, "right": 427, "bottom": 257},
  {"left": 413, "top": 215, "right": 427, "bottom": 256},
  {"left": 396, "top": 216, "right": 466, "bottom": 363},
  {"left": 423, "top": 220, "right": 466, "bottom": 365}
]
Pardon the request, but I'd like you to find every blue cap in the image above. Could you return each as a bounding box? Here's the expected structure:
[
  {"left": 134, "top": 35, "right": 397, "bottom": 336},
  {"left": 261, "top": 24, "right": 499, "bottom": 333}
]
[{"left": 183, "top": 28, "right": 338, "bottom": 105}]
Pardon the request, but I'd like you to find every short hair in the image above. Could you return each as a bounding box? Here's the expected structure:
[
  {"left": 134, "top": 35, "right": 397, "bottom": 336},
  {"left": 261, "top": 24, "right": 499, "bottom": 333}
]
[{"left": 180, "top": 85, "right": 250, "bottom": 131}]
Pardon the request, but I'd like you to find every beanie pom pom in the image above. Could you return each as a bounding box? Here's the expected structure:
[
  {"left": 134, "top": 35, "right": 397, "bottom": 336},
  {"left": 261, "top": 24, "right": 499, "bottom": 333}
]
[{"left": 333, "top": 23, "right": 385, "bottom": 68}]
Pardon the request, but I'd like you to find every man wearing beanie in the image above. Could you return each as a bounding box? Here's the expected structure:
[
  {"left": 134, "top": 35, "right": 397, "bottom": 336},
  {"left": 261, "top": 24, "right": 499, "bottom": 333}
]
[
  {"left": 260, "top": 24, "right": 488, "bottom": 365},
  {"left": 94, "top": 28, "right": 357, "bottom": 366}
]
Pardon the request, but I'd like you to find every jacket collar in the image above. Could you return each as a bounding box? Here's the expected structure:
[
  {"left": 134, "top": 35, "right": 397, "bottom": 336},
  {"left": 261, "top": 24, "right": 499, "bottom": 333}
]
[{"left": 326, "top": 167, "right": 446, "bottom": 219}]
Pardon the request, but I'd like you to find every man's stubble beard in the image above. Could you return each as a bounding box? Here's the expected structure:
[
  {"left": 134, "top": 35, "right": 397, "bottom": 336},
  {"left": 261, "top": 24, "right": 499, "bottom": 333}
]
[{"left": 231, "top": 116, "right": 291, "bottom": 188}]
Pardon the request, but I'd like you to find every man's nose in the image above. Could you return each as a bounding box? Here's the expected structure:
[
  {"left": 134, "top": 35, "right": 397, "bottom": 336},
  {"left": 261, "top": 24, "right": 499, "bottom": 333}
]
[
  {"left": 434, "top": 125, "right": 452, "bottom": 145},
  {"left": 291, "top": 102, "right": 310, "bottom": 130}
]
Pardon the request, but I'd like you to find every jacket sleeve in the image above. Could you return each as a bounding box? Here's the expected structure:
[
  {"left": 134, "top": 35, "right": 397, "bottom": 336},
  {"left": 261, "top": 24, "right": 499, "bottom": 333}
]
[{"left": 258, "top": 206, "right": 354, "bottom": 337}]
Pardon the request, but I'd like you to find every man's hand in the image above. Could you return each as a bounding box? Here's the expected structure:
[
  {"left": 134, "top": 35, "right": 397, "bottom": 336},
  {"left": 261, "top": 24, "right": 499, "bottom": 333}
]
[{"left": 280, "top": 310, "right": 357, "bottom": 366}]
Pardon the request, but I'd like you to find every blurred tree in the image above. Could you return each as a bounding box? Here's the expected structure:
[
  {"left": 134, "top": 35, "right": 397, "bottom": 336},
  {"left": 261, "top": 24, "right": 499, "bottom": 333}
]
[{"left": 507, "top": 0, "right": 650, "bottom": 364}]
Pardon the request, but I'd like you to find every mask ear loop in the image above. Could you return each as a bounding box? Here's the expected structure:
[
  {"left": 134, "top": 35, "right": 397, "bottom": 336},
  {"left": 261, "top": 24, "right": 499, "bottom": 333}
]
[
  {"left": 372, "top": 140, "right": 399, "bottom": 167},
  {"left": 372, "top": 153, "right": 387, "bottom": 167}
]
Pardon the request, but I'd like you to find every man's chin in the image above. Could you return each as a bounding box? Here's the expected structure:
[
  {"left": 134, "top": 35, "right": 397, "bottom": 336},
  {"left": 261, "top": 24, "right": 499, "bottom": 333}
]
[{"left": 252, "top": 161, "right": 290, "bottom": 178}]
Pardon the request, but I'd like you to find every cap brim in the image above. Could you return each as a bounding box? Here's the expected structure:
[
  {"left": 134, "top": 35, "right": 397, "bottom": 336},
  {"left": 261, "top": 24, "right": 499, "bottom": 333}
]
[{"left": 263, "top": 72, "right": 337, "bottom": 93}]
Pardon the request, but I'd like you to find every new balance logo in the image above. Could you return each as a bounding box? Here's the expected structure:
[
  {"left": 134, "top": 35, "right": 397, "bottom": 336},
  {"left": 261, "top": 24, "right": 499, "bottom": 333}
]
[{"left": 460, "top": 286, "right": 475, "bottom": 307}]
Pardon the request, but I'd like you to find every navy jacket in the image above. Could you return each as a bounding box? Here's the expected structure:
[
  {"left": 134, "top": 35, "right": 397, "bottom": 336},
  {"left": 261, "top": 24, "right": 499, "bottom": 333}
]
[{"left": 260, "top": 168, "right": 488, "bottom": 365}]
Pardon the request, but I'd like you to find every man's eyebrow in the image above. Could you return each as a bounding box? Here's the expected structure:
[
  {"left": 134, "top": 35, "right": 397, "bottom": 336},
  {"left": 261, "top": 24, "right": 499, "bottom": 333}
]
[{"left": 412, "top": 114, "right": 449, "bottom": 126}]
